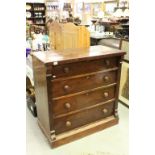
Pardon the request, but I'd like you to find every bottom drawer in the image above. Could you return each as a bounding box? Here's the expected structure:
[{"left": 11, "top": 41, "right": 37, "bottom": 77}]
[{"left": 54, "top": 101, "right": 115, "bottom": 134}]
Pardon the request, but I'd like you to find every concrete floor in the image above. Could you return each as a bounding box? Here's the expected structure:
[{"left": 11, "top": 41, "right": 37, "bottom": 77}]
[{"left": 26, "top": 103, "right": 128, "bottom": 155}]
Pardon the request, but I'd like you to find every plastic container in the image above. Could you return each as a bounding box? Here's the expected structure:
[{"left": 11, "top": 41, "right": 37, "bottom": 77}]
[{"left": 26, "top": 48, "right": 31, "bottom": 57}]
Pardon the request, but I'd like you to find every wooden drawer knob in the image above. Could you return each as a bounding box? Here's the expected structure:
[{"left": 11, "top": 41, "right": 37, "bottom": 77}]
[
  {"left": 104, "top": 92, "right": 109, "bottom": 98},
  {"left": 64, "top": 67, "right": 69, "bottom": 73},
  {"left": 102, "top": 108, "right": 108, "bottom": 114},
  {"left": 104, "top": 76, "right": 109, "bottom": 82},
  {"left": 105, "top": 60, "right": 110, "bottom": 66},
  {"left": 66, "top": 121, "right": 71, "bottom": 127},
  {"left": 65, "top": 103, "right": 71, "bottom": 109},
  {"left": 64, "top": 85, "right": 70, "bottom": 91}
]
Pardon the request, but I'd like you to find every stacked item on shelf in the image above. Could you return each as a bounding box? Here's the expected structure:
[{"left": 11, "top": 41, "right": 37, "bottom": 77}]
[
  {"left": 26, "top": 2, "right": 46, "bottom": 26},
  {"left": 31, "top": 30, "right": 49, "bottom": 51},
  {"left": 46, "top": 0, "right": 59, "bottom": 21}
]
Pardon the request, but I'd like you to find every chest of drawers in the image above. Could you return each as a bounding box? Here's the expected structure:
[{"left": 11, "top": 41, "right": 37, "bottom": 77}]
[{"left": 32, "top": 45, "right": 125, "bottom": 148}]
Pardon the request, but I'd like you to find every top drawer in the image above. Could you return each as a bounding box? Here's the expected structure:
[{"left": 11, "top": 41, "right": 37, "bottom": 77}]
[{"left": 50, "top": 57, "right": 119, "bottom": 79}]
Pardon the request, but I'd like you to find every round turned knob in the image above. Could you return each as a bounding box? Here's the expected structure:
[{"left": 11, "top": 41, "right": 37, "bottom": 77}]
[
  {"left": 105, "top": 60, "right": 110, "bottom": 66},
  {"left": 64, "top": 67, "right": 69, "bottom": 73},
  {"left": 104, "top": 76, "right": 109, "bottom": 82},
  {"left": 102, "top": 108, "right": 108, "bottom": 114},
  {"left": 104, "top": 92, "right": 109, "bottom": 98},
  {"left": 64, "top": 85, "right": 70, "bottom": 91},
  {"left": 66, "top": 121, "right": 71, "bottom": 127},
  {"left": 65, "top": 103, "right": 71, "bottom": 109}
]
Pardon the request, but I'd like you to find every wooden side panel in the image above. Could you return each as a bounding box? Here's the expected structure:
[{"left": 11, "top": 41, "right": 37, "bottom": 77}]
[
  {"left": 114, "top": 56, "right": 124, "bottom": 117},
  {"left": 49, "top": 22, "right": 61, "bottom": 50},
  {"left": 79, "top": 26, "right": 90, "bottom": 48},
  {"left": 62, "top": 23, "right": 79, "bottom": 49},
  {"left": 32, "top": 56, "right": 51, "bottom": 137},
  {"left": 86, "top": 27, "right": 90, "bottom": 47},
  {"left": 49, "top": 22, "right": 90, "bottom": 50}
]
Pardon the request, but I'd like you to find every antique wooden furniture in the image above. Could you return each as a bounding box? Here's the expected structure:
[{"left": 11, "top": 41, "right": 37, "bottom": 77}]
[
  {"left": 32, "top": 45, "right": 125, "bottom": 148},
  {"left": 98, "top": 38, "right": 121, "bottom": 49},
  {"left": 49, "top": 22, "right": 90, "bottom": 50}
]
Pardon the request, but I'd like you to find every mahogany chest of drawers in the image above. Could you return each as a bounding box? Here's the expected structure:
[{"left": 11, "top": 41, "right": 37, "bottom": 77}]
[{"left": 32, "top": 45, "right": 125, "bottom": 148}]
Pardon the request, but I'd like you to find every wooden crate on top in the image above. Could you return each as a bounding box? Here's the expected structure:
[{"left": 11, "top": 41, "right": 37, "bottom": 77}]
[{"left": 49, "top": 22, "right": 90, "bottom": 50}]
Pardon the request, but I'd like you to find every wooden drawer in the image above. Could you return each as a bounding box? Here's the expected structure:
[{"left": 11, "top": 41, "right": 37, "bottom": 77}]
[
  {"left": 51, "top": 70, "right": 117, "bottom": 98},
  {"left": 53, "top": 101, "right": 115, "bottom": 134},
  {"left": 53, "top": 86, "right": 116, "bottom": 117},
  {"left": 50, "top": 57, "right": 119, "bottom": 79}
]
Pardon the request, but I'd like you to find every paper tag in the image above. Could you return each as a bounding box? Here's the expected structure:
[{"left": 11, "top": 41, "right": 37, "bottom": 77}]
[{"left": 53, "top": 61, "right": 58, "bottom": 66}]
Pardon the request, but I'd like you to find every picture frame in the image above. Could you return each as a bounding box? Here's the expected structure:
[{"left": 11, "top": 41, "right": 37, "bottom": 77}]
[
  {"left": 119, "top": 61, "right": 129, "bottom": 107},
  {"left": 120, "top": 39, "right": 129, "bottom": 62},
  {"left": 119, "top": 38, "right": 129, "bottom": 107}
]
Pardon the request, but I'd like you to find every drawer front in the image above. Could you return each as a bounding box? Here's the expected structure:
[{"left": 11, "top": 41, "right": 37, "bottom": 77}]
[
  {"left": 54, "top": 101, "right": 114, "bottom": 134},
  {"left": 51, "top": 57, "right": 118, "bottom": 79},
  {"left": 52, "top": 70, "right": 117, "bottom": 98},
  {"left": 53, "top": 86, "right": 116, "bottom": 117}
]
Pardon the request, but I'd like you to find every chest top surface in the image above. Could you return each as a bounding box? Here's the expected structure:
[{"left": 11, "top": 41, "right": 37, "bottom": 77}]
[{"left": 32, "top": 45, "right": 125, "bottom": 65}]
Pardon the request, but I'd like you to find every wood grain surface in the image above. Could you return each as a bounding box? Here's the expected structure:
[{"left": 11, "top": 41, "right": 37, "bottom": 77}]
[{"left": 32, "top": 45, "right": 125, "bottom": 148}]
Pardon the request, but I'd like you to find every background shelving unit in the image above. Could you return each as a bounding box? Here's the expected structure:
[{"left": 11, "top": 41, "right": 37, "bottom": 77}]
[
  {"left": 45, "top": 0, "right": 60, "bottom": 22},
  {"left": 26, "top": 2, "right": 46, "bottom": 26}
]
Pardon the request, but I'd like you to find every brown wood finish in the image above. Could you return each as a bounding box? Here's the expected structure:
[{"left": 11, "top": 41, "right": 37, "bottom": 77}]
[
  {"left": 52, "top": 116, "right": 118, "bottom": 148},
  {"left": 54, "top": 101, "right": 115, "bottom": 134},
  {"left": 39, "top": 116, "right": 118, "bottom": 148},
  {"left": 32, "top": 45, "right": 125, "bottom": 148},
  {"left": 50, "top": 57, "right": 118, "bottom": 79},
  {"left": 114, "top": 56, "right": 124, "bottom": 118},
  {"left": 53, "top": 86, "right": 116, "bottom": 117},
  {"left": 49, "top": 22, "right": 90, "bottom": 50},
  {"left": 51, "top": 83, "right": 116, "bottom": 101},
  {"left": 32, "top": 57, "right": 51, "bottom": 138},
  {"left": 52, "top": 69, "right": 117, "bottom": 97},
  {"left": 32, "top": 45, "right": 125, "bottom": 65}
]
